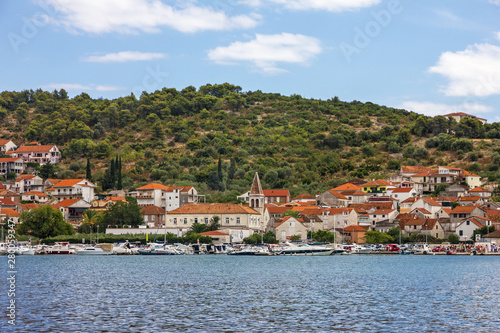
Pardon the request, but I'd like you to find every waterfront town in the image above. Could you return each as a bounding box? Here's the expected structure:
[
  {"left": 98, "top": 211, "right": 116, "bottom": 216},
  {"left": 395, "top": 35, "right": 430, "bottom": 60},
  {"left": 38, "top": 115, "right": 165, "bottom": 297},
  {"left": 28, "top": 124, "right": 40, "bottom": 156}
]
[{"left": 1, "top": 137, "right": 499, "bottom": 254}]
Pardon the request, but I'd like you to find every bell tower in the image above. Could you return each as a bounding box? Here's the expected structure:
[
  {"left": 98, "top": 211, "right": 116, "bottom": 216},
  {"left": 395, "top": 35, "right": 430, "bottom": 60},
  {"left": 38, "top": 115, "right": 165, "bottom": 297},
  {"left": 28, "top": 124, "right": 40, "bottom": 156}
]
[{"left": 249, "top": 172, "right": 265, "bottom": 215}]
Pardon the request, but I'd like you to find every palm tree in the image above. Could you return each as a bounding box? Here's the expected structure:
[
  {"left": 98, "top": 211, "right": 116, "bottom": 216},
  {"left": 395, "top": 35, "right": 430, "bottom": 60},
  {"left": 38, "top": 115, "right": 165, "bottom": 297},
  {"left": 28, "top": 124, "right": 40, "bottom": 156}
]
[{"left": 81, "top": 209, "right": 101, "bottom": 233}]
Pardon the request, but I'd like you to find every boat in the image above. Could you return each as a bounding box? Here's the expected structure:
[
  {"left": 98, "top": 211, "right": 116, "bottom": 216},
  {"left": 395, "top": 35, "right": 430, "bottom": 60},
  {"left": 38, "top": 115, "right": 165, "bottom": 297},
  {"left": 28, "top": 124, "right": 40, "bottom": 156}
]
[
  {"left": 45, "top": 242, "right": 76, "bottom": 255},
  {"left": 113, "top": 241, "right": 136, "bottom": 255},
  {"left": 279, "top": 242, "right": 334, "bottom": 256},
  {"left": 76, "top": 244, "right": 114, "bottom": 255},
  {"left": 137, "top": 243, "right": 180, "bottom": 255},
  {"left": 14, "top": 245, "right": 36, "bottom": 255},
  {"left": 350, "top": 243, "right": 372, "bottom": 254}
]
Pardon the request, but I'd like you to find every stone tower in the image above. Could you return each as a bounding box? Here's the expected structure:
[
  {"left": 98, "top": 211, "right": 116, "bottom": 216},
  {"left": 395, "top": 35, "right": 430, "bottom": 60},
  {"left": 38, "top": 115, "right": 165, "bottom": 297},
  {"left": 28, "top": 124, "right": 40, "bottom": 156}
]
[{"left": 249, "top": 172, "right": 265, "bottom": 215}]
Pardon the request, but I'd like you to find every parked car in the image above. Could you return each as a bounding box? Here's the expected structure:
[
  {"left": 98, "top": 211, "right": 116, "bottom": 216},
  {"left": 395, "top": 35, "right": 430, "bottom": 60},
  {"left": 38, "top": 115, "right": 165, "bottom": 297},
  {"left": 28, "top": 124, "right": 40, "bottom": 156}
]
[{"left": 386, "top": 244, "right": 400, "bottom": 251}]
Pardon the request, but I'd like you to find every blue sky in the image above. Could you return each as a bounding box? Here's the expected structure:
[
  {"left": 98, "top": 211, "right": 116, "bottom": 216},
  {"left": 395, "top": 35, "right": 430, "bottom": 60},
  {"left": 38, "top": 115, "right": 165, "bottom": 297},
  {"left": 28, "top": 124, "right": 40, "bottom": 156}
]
[{"left": 1, "top": 0, "right": 500, "bottom": 122}]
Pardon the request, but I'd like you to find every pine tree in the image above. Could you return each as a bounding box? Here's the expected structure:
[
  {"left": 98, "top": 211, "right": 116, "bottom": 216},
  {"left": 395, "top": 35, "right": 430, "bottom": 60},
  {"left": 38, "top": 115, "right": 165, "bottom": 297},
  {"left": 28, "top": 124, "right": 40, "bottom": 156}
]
[
  {"left": 228, "top": 158, "right": 236, "bottom": 181},
  {"left": 86, "top": 158, "right": 92, "bottom": 181},
  {"left": 217, "top": 157, "right": 224, "bottom": 191},
  {"left": 110, "top": 158, "right": 116, "bottom": 189}
]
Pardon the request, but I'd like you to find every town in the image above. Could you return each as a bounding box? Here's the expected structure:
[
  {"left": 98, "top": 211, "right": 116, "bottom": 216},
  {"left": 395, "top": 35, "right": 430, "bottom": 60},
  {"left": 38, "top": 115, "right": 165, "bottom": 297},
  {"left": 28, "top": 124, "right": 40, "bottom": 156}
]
[{"left": 1, "top": 138, "right": 499, "bottom": 254}]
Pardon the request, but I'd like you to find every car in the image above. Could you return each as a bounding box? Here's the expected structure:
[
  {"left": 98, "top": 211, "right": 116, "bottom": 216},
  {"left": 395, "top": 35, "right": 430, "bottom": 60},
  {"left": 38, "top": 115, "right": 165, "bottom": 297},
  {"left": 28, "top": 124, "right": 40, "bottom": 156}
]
[{"left": 386, "top": 244, "right": 400, "bottom": 251}]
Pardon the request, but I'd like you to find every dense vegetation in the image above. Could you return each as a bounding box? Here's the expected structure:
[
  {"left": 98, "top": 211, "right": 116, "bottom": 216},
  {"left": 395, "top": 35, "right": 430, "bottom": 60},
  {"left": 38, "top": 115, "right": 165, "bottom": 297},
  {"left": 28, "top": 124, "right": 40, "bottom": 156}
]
[{"left": 1, "top": 84, "right": 499, "bottom": 200}]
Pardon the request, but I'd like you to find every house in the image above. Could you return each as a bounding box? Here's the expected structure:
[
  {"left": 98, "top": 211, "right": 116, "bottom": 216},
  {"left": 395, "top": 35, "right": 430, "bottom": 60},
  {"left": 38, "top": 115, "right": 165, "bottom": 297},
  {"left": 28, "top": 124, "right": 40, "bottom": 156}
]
[
  {"left": 458, "top": 196, "right": 486, "bottom": 206},
  {"left": 274, "top": 216, "right": 310, "bottom": 242},
  {"left": 262, "top": 189, "right": 290, "bottom": 204},
  {"left": 410, "top": 207, "right": 433, "bottom": 219},
  {"left": 361, "top": 180, "right": 391, "bottom": 195},
  {"left": 140, "top": 205, "right": 166, "bottom": 228},
  {"left": 460, "top": 170, "right": 482, "bottom": 188},
  {"left": 388, "top": 187, "right": 417, "bottom": 203},
  {"left": 435, "top": 207, "right": 453, "bottom": 219},
  {"left": 444, "top": 112, "right": 487, "bottom": 125},
  {"left": 317, "top": 190, "right": 349, "bottom": 207},
  {"left": 291, "top": 194, "right": 316, "bottom": 203},
  {"left": 46, "top": 179, "right": 96, "bottom": 203},
  {"left": 0, "top": 208, "right": 21, "bottom": 224},
  {"left": 468, "top": 187, "right": 492, "bottom": 198},
  {"left": 132, "top": 183, "right": 203, "bottom": 212},
  {"left": 19, "top": 203, "right": 40, "bottom": 214},
  {"left": 403, "top": 218, "right": 429, "bottom": 236},
  {"left": 53, "top": 198, "right": 91, "bottom": 222},
  {"left": 343, "top": 225, "right": 369, "bottom": 244},
  {"left": 0, "top": 157, "right": 25, "bottom": 177},
  {"left": 21, "top": 191, "right": 49, "bottom": 203},
  {"left": 449, "top": 206, "right": 486, "bottom": 229},
  {"left": 165, "top": 203, "right": 262, "bottom": 233},
  {"left": 439, "top": 184, "right": 468, "bottom": 197},
  {"left": 200, "top": 230, "right": 231, "bottom": 244},
  {"left": 0, "top": 189, "right": 21, "bottom": 205},
  {"left": 374, "top": 219, "right": 400, "bottom": 233},
  {"left": 400, "top": 197, "right": 418, "bottom": 214},
  {"left": 456, "top": 216, "right": 492, "bottom": 242},
  {"left": 421, "top": 219, "right": 446, "bottom": 239},
  {"left": 14, "top": 175, "right": 44, "bottom": 193},
  {"left": 324, "top": 208, "right": 359, "bottom": 230},
  {"left": 0, "top": 140, "right": 17, "bottom": 154},
  {"left": 12, "top": 144, "right": 61, "bottom": 165},
  {"left": 410, "top": 197, "right": 442, "bottom": 217},
  {"left": 90, "top": 196, "right": 127, "bottom": 211},
  {"left": 367, "top": 209, "right": 398, "bottom": 227}
]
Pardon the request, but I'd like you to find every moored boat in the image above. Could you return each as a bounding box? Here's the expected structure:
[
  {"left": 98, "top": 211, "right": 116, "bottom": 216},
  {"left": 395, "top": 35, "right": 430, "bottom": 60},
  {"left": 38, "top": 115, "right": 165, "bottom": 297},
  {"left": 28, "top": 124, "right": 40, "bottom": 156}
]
[
  {"left": 45, "top": 242, "right": 75, "bottom": 255},
  {"left": 279, "top": 242, "right": 334, "bottom": 256}
]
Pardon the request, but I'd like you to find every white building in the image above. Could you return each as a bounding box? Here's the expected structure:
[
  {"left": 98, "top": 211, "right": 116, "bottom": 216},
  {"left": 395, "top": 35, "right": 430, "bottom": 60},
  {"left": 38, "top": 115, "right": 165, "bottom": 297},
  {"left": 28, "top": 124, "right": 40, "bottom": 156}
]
[{"left": 46, "top": 179, "right": 96, "bottom": 203}]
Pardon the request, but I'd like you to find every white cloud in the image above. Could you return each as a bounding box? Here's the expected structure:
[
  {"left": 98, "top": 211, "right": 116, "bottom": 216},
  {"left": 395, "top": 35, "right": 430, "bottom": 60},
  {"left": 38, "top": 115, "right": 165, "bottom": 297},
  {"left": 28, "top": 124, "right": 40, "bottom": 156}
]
[
  {"left": 496, "top": 31, "right": 500, "bottom": 41},
  {"left": 41, "top": 0, "right": 260, "bottom": 34},
  {"left": 428, "top": 43, "right": 500, "bottom": 97},
  {"left": 82, "top": 51, "right": 166, "bottom": 63},
  {"left": 208, "top": 33, "right": 322, "bottom": 73},
  {"left": 399, "top": 101, "right": 493, "bottom": 118},
  {"left": 43, "top": 83, "right": 122, "bottom": 91},
  {"left": 489, "top": 0, "right": 500, "bottom": 5},
  {"left": 241, "top": 0, "right": 381, "bottom": 12}
]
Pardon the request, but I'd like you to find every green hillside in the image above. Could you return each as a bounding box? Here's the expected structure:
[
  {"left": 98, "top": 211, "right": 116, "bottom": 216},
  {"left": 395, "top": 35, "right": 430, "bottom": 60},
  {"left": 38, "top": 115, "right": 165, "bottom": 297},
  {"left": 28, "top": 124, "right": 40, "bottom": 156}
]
[{"left": 1, "top": 84, "right": 499, "bottom": 200}]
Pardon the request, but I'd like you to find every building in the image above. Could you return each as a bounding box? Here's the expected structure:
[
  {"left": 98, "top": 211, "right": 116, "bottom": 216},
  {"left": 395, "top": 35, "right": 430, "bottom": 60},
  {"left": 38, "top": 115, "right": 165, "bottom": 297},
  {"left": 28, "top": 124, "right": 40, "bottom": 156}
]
[
  {"left": 14, "top": 175, "right": 44, "bottom": 193},
  {"left": 449, "top": 206, "right": 486, "bottom": 229},
  {"left": 316, "top": 190, "right": 349, "bottom": 207},
  {"left": 456, "top": 216, "right": 492, "bottom": 242},
  {"left": 132, "top": 183, "right": 203, "bottom": 212},
  {"left": 21, "top": 191, "right": 49, "bottom": 203},
  {"left": 388, "top": 187, "right": 417, "bottom": 203},
  {"left": 361, "top": 180, "right": 391, "bottom": 195},
  {"left": 53, "top": 198, "right": 91, "bottom": 222},
  {"left": 444, "top": 112, "right": 487, "bottom": 125},
  {"left": 468, "top": 187, "right": 492, "bottom": 198},
  {"left": 0, "top": 140, "right": 17, "bottom": 154},
  {"left": 12, "top": 144, "right": 61, "bottom": 165},
  {"left": 410, "top": 197, "right": 442, "bottom": 218},
  {"left": 262, "top": 189, "right": 290, "bottom": 204},
  {"left": 46, "top": 179, "right": 96, "bottom": 202},
  {"left": 141, "top": 205, "right": 166, "bottom": 228},
  {"left": 274, "top": 216, "right": 309, "bottom": 242},
  {"left": 0, "top": 208, "right": 21, "bottom": 224},
  {"left": 165, "top": 203, "right": 262, "bottom": 232},
  {"left": 0, "top": 157, "right": 25, "bottom": 177}
]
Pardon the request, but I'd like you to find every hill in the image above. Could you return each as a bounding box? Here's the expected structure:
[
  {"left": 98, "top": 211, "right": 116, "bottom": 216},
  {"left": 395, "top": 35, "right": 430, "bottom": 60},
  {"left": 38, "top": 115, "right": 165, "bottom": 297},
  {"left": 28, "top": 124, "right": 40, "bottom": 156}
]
[{"left": 1, "top": 84, "right": 499, "bottom": 200}]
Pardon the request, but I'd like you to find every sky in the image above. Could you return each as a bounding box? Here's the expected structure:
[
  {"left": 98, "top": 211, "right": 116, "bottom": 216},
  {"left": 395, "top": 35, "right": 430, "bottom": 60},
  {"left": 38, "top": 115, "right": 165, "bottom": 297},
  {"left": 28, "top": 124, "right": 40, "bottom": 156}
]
[{"left": 1, "top": 0, "right": 500, "bottom": 123}]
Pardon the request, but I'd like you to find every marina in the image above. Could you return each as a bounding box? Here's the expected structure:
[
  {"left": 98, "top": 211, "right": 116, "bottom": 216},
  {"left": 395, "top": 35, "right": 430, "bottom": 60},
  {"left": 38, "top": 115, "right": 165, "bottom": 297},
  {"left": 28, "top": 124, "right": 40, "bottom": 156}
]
[{"left": 2, "top": 254, "right": 499, "bottom": 332}]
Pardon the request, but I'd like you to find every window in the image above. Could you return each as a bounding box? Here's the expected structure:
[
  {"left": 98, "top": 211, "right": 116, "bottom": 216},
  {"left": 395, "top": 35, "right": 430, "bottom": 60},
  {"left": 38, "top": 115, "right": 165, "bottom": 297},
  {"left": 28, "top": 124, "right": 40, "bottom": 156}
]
[
  {"left": 205, "top": 218, "right": 209, "bottom": 224},
  {"left": 194, "top": 218, "right": 198, "bottom": 224},
  {"left": 225, "top": 217, "right": 230, "bottom": 224},
  {"left": 466, "top": 221, "right": 470, "bottom": 225},
  {"left": 459, "top": 230, "right": 463, "bottom": 236},
  {"left": 173, "top": 218, "right": 177, "bottom": 225},
  {"left": 183, "top": 218, "right": 187, "bottom": 225},
  {"left": 236, "top": 217, "right": 240, "bottom": 224}
]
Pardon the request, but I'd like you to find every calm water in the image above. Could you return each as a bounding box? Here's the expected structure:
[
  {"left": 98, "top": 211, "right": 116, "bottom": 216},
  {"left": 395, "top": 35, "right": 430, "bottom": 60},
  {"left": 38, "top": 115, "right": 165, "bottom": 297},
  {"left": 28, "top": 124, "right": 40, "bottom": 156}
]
[{"left": 2, "top": 255, "right": 500, "bottom": 332}]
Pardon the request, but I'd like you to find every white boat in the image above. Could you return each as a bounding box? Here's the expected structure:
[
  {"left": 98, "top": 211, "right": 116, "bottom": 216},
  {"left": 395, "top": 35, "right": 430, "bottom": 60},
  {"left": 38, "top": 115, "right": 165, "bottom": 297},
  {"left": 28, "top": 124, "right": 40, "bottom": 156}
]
[
  {"left": 350, "top": 243, "right": 372, "bottom": 254},
  {"left": 137, "top": 243, "right": 179, "bottom": 255},
  {"left": 76, "top": 244, "right": 114, "bottom": 255},
  {"left": 113, "top": 241, "right": 135, "bottom": 255},
  {"left": 14, "top": 245, "right": 36, "bottom": 255},
  {"left": 279, "top": 242, "right": 334, "bottom": 256},
  {"left": 45, "top": 242, "right": 76, "bottom": 255}
]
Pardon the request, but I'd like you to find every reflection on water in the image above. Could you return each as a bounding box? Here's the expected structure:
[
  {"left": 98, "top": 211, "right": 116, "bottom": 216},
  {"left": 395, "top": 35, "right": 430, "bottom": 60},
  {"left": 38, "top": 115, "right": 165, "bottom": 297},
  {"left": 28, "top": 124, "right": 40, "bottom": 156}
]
[{"left": 2, "top": 255, "right": 500, "bottom": 332}]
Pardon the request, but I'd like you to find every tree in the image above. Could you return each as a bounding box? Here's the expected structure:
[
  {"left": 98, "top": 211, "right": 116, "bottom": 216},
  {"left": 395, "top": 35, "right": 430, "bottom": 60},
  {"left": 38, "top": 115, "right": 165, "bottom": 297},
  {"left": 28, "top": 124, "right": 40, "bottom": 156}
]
[
  {"left": 86, "top": 158, "right": 92, "bottom": 182},
  {"left": 228, "top": 158, "right": 236, "bottom": 181},
  {"left": 18, "top": 205, "right": 74, "bottom": 238},
  {"left": 471, "top": 226, "right": 495, "bottom": 241},
  {"left": 79, "top": 209, "right": 101, "bottom": 233},
  {"left": 100, "top": 197, "right": 144, "bottom": 228},
  {"left": 364, "top": 230, "right": 394, "bottom": 244},
  {"left": 310, "top": 230, "right": 336, "bottom": 243},
  {"left": 187, "top": 222, "right": 207, "bottom": 235},
  {"left": 116, "top": 156, "right": 123, "bottom": 190},
  {"left": 38, "top": 162, "right": 57, "bottom": 180},
  {"left": 448, "top": 233, "right": 460, "bottom": 244},
  {"left": 207, "top": 216, "right": 220, "bottom": 231}
]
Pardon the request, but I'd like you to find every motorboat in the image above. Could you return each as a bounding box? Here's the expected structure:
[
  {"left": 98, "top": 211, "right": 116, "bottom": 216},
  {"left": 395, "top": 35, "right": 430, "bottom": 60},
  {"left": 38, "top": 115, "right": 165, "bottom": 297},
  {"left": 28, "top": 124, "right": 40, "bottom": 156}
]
[
  {"left": 279, "top": 242, "right": 334, "bottom": 256},
  {"left": 76, "top": 244, "right": 114, "bottom": 255},
  {"left": 45, "top": 242, "right": 76, "bottom": 255},
  {"left": 113, "top": 241, "right": 136, "bottom": 255},
  {"left": 14, "top": 245, "right": 36, "bottom": 255},
  {"left": 137, "top": 243, "right": 179, "bottom": 255},
  {"left": 227, "top": 245, "right": 270, "bottom": 255},
  {"left": 350, "top": 243, "right": 372, "bottom": 254}
]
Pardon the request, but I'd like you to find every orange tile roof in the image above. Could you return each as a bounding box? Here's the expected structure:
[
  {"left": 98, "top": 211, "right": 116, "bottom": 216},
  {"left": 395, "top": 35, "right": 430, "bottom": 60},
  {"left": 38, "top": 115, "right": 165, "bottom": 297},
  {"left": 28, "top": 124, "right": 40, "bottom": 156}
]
[
  {"left": 46, "top": 179, "right": 60, "bottom": 184},
  {"left": 466, "top": 216, "right": 488, "bottom": 228},
  {"left": 451, "top": 206, "right": 481, "bottom": 214},
  {"left": 401, "top": 166, "right": 431, "bottom": 174},
  {"left": 140, "top": 205, "right": 166, "bottom": 214},
  {"left": 469, "top": 187, "right": 490, "bottom": 192},
  {"left": 15, "top": 145, "right": 56, "bottom": 153},
  {"left": 343, "top": 225, "right": 369, "bottom": 232},
  {"left": 0, "top": 198, "right": 16, "bottom": 205},
  {"left": 53, "top": 179, "right": 85, "bottom": 187},
  {"left": 363, "top": 180, "right": 391, "bottom": 187},
  {"left": 292, "top": 194, "right": 316, "bottom": 200},
  {"left": 0, "top": 208, "right": 20, "bottom": 217},
  {"left": 391, "top": 188, "right": 414, "bottom": 193},
  {"left": 371, "top": 209, "right": 396, "bottom": 215},
  {"left": 53, "top": 198, "right": 82, "bottom": 208},
  {"left": 23, "top": 191, "right": 47, "bottom": 197},
  {"left": 263, "top": 189, "right": 290, "bottom": 197},
  {"left": 266, "top": 206, "right": 289, "bottom": 214},
  {"left": 404, "top": 218, "right": 428, "bottom": 226},
  {"left": 0, "top": 140, "right": 13, "bottom": 145},
  {"left": 328, "top": 190, "right": 348, "bottom": 200},
  {"left": 331, "top": 183, "right": 362, "bottom": 191},
  {"left": 0, "top": 157, "right": 22, "bottom": 162},
  {"left": 461, "top": 170, "right": 480, "bottom": 177},
  {"left": 167, "top": 203, "right": 260, "bottom": 215},
  {"left": 200, "top": 231, "right": 229, "bottom": 236},
  {"left": 296, "top": 201, "right": 317, "bottom": 206},
  {"left": 20, "top": 203, "right": 40, "bottom": 210},
  {"left": 459, "top": 196, "right": 481, "bottom": 202},
  {"left": 136, "top": 183, "right": 170, "bottom": 190},
  {"left": 16, "top": 175, "right": 37, "bottom": 181},
  {"left": 106, "top": 196, "right": 126, "bottom": 202},
  {"left": 421, "top": 197, "right": 441, "bottom": 206},
  {"left": 412, "top": 208, "right": 431, "bottom": 214}
]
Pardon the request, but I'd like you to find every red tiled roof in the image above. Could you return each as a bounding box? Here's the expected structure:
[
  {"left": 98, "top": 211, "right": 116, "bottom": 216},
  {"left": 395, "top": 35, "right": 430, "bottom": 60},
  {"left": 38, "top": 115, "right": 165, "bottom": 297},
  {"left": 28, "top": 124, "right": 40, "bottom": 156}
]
[
  {"left": 266, "top": 206, "right": 289, "bottom": 214},
  {"left": 404, "top": 218, "right": 428, "bottom": 226},
  {"left": 401, "top": 166, "right": 431, "bottom": 174},
  {"left": 362, "top": 180, "right": 391, "bottom": 187},
  {"left": 391, "top": 188, "right": 414, "bottom": 193},
  {"left": 331, "top": 183, "right": 362, "bottom": 191},
  {"left": 263, "top": 189, "right": 290, "bottom": 197},
  {"left": 292, "top": 194, "right": 316, "bottom": 200},
  {"left": 140, "top": 205, "right": 166, "bottom": 214},
  {"left": 14, "top": 145, "right": 56, "bottom": 153},
  {"left": 412, "top": 208, "right": 431, "bottom": 214},
  {"left": 54, "top": 179, "right": 85, "bottom": 187},
  {"left": 0, "top": 208, "right": 20, "bottom": 217},
  {"left": 0, "top": 140, "right": 13, "bottom": 145},
  {"left": 20, "top": 203, "right": 40, "bottom": 210},
  {"left": 328, "top": 190, "right": 348, "bottom": 200},
  {"left": 53, "top": 198, "right": 82, "bottom": 208},
  {"left": 371, "top": 209, "right": 396, "bottom": 215},
  {"left": 343, "top": 225, "right": 369, "bottom": 232},
  {"left": 0, "top": 157, "right": 22, "bottom": 162},
  {"left": 469, "top": 187, "right": 490, "bottom": 192},
  {"left": 136, "top": 183, "right": 170, "bottom": 190},
  {"left": 451, "top": 206, "right": 481, "bottom": 214},
  {"left": 421, "top": 197, "right": 441, "bottom": 206},
  {"left": 0, "top": 198, "right": 16, "bottom": 205},
  {"left": 167, "top": 203, "right": 260, "bottom": 215},
  {"left": 22, "top": 191, "right": 47, "bottom": 197},
  {"left": 459, "top": 196, "right": 481, "bottom": 202},
  {"left": 16, "top": 175, "right": 37, "bottom": 181},
  {"left": 200, "top": 231, "right": 229, "bottom": 236}
]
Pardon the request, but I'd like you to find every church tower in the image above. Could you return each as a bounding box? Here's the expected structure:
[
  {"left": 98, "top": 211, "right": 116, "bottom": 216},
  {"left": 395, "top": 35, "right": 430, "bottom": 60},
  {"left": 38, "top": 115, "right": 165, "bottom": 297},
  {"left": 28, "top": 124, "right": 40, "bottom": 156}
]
[{"left": 249, "top": 172, "right": 265, "bottom": 215}]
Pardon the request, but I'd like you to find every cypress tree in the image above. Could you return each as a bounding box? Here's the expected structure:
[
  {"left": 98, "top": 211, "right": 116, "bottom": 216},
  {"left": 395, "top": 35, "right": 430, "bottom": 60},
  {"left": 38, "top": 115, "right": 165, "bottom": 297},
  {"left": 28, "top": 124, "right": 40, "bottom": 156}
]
[
  {"left": 117, "top": 156, "right": 123, "bottom": 190},
  {"left": 86, "top": 158, "right": 92, "bottom": 182},
  {"left": 217, "top": 157, "right": 223, "bottom": 191},
  {"left": 228, "top": 158, "right": 236, "bottom": 181},
  {"left": 110, "top": 158, "right": 116, "bottom": 189}
]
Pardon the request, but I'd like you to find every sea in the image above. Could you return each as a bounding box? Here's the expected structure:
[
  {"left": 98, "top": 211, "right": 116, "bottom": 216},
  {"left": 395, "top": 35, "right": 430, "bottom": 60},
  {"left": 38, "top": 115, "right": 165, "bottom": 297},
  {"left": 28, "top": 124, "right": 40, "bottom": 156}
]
[{"left": 1, "top": 254, "right": 500, "bottom": 332}]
